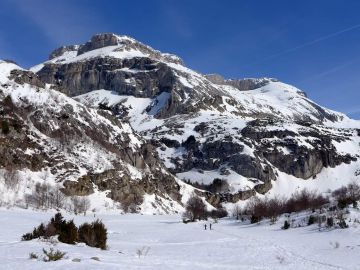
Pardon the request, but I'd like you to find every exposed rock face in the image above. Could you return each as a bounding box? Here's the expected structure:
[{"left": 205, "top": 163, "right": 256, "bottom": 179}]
[
  {"left": 9, "top": 69, "right": 45, "bottom": 88},
  {"left": 37, "top": 57, "right": 176, "bottom": 98},
  {"left": 0, "top": 61, "right": 183, "bottom": 212},
  {"left": 37, "top": 57, "right": 227, "bottom": 119},
  {"left": 0, "top": 96, "right": 46, "bottom": 171},
  {"left": 205, "top": 74, "right": 278, "bottom": 91},
  {"left": 36, "top": 34, "right": 228, "bottom": 119},
  {"left": 77, "top": 33, "right": 121, "bottom": 55},
  {"left": 241, "top": 118, "right": 356, "bottom": 179},
  {"left": 169, "top": 135, "right": 275, "bottom": 186},
  {"left": 49, "top": 45, "right": 79, "bottom": 60}
]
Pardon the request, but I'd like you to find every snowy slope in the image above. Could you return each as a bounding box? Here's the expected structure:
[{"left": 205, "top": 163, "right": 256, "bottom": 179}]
[
  {"left": 0, "top": 61, "right": 186, "bottom": 213},
  {"left": 34, "top": 33, "right": 358, "bottom": 206},
  {"left": 1, "top": 208, "right": 360, "bottom": 269}
]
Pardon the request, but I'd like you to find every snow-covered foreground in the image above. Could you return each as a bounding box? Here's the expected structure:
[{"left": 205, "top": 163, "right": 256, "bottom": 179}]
[{"left": 1, "top": 209, "right": 360, "bottom": 269}]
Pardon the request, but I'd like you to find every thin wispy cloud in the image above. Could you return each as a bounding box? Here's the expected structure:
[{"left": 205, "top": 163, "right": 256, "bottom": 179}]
[
  {"left": 299, "top": 57, "right": 360, "bottom": 83},
  {"left": 245, "top": 22, "right": 360, "bottom": 68}
]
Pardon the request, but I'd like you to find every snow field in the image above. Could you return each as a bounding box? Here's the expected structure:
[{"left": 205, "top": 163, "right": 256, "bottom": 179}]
[{"left": 1, "top": 208, "right": 360, "bottom": 269}]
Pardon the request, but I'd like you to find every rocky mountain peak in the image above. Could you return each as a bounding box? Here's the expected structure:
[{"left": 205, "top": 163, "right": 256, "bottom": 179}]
[
  {"left": 77, "top": 33, "right": 135, "bottom": 55},
  {"left": 49, "top": 45, "right": 79, "bottom": 60},
  {"left": 205, "top": 74, "right": 279, "bottom": 91}
]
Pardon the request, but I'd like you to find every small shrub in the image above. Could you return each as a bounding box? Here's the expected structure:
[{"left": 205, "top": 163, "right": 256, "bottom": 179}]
[
  {"left": 22, "top": 233, "right": 34, "bottom": 241},
  {"left": 282, "top": 220, "right": 290, "bottom": 230},
  {"left": 91, "top": 220, "right": 107, "bottom": 250},
  {"left": 250, "top": 215, "right": 261, "bottom": 224},
  {"left": 333, "top": 182, "right": 360, "bottom": 209},
  {"left": 44, "top": 223, "right": 57, "bottom": 239},
  {"left": 353, "top": 201, "right": 358, "bottom": 209},
  {"left": 29, "top": 252, "right": 38, "bottom": 259},
  {"left": 326, "top": 217, "right": 334, "bottom": 228},
  {"left": 78, "top": 222, "right": 92, "bottom": 244},
  {"left": 50, "top": 212, "right": 64, "bottom": 232},
  {"left": 78, "top": 220, "right": 107, "bottom": 250},
  {"left": 308, "top": 215, "right": 316, "bottom": 226},
  {"left": 22, "top": 223, "right": 46, "bottom": 241},
  {"left": 338, "top": 219, "right": 349, "bottom": 229},
  {"left": 182, "top": 194, "right": 208, "bottom": 222},
  {"left": 337, "top": 198, "right": 352, "bottom": 209},
  {"left": 34, "top": 223, "right": 46, "bottom": 238},
  {"left": 209, "top": 205, "right": 228, "bottom": 219},
  {"left": 21, "top": 213, "right": 108, "bottom": 249},
  {"left": 232, "top": 204, "right": 242, "bottom": 220},
  {"left": 58, "top": 220, "right": 78, "bottom": 245},
  {"left": 136, "top": 246, "right": 150, "bottom": 259},
  {"left": 42, "top": 248, "right": 66, "bottom": 262}
]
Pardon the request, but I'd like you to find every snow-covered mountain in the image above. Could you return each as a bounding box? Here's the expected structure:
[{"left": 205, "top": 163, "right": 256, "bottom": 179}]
[
  {"left": 0, "top": 59, "right": 186, "bottom": 213},
  {"left": 1, "top": 33, "right": 360, "bottom": 213}
]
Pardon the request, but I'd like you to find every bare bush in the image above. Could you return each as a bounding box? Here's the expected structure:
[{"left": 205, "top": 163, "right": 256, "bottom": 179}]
[
  {"left": 182, "top": 194, "right": 207, "bottom": 222},
  {"left": 333, "top": 182, "right": 360, "bottom": 208},
  {"left": 78, "top": 220, "right": 108, "bottom": 249},
  {"left": 348, "top": 182, "right": 360, "bottom": 202},
  {"left": 209, "top": 205, "right": 228, "bottom": 219},
  {"left": 3, "top": 169, "right": 20, "bottom": 190},
  {"left": 51, "top": 185, "right": 66, "bottom": 209},
  {"left": 284, "top": 189, "right": 328, "bottom": 213},
  {"left": 232, "top": 204, "right": 242, "bottom": 220},
  {"left": 245, "top": 197, "right": 285, "bottom": 223},
  {"left": 136, "top": 246, "right": 150, "bottom": 259},
  {"left": 121, "top": 194, "right": 143, "bottom": 213},
  {"left": 71, "top": 196, "right": 91, "bottom": 215},
  {"left": 25, "top": 183, "right": 66, "bottom": 210},
  {"left": 42, "top": 248, "right": 66, "bottom": 262},
  {"left": 25, "top": 183, "right": 50, "bottom": 208},
  {"left": 244, "top": 189, "right": 328, "bottom": 223}
]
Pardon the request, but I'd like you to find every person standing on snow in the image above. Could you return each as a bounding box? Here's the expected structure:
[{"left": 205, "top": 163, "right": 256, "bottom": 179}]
[
  {"left": 210, "top": 223, "right": 212, "bottom": 230},
  {"left": 204, "top": 224, "right": 207, "bottom": 230}
]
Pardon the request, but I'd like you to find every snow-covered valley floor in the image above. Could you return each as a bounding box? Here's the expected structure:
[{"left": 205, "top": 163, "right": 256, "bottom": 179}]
[{"left": 1, "top": 208, "right": 360, "bottom": 270}]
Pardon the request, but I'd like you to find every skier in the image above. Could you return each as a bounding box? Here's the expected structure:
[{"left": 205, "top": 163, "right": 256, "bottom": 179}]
[
  {"left": 204, "top": 224, "right": 207, "bottom": 230},
  {"left": 210, "top": 223, "right": 212, "bottom": 230}
]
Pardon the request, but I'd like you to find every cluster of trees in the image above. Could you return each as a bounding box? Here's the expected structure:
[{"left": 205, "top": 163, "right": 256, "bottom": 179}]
[
  {"left": 25, "top": 182, "right": 91, "bottom": 215},
  {"left": 236, "top": 183, "right": 360, "bottom": 228},
  {"left": 243, "top": 189, "right": 329, "bottom": 224},
  {"left": 182, "top": 194, "right": 228, "bottom": 222},
  {"left": 232, "top": 189, "right": 324, "bottom": 224},
  {"left": 332, "top": 182, "right": 360, "bottom": 209},
  {"left": 1, "top": 168, "right": 92, "bottom": 215},
  {"left": 22, "top": 213, "right": 107, "bottom": 249}
]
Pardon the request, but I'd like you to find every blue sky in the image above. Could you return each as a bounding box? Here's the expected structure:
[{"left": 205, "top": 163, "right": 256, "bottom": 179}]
[{"left": 1, "top": 0, "right": 359, "bottom": 118}]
